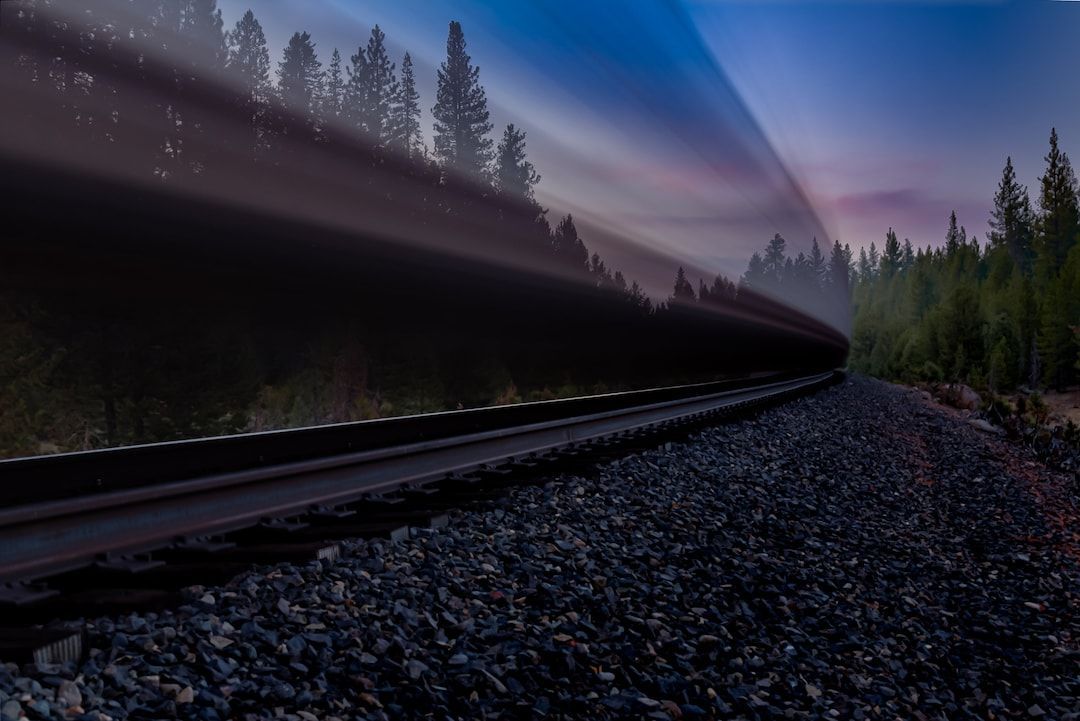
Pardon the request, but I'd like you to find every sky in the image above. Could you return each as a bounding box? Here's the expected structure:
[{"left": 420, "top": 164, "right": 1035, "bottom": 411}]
[{"left": 216, "top": 0, "right": 1080, "bottom": 287}]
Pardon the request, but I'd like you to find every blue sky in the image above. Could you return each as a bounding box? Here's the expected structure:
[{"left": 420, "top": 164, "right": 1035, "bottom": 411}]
[
  {"left": 218, "top": 0, "right": 1080, "bottom": 286},
  {"left": 692, "top": 0, "right": 1080, "bottom": 254}
]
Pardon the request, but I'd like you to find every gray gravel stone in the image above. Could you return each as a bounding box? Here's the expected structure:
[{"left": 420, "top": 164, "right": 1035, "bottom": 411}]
[{"left": 1, "top": 376, "right": 1078, "bottom": 720}]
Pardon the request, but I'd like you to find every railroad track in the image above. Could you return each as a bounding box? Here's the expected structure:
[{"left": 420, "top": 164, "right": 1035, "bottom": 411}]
[{"left": 0, "top": 370, "right": 838, "bottom": 656}]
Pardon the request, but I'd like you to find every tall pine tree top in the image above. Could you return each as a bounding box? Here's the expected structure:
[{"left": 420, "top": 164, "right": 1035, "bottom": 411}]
[
  {"left": 388, "top": 52, "right": 423, "bottom": 158},
  {"left": 225, "top": 9, "right": 271, "bottom": 160},
  {"left": 348, "top": 26, "right": 397, "bottom": 141},
  {"left": 227, "top": 10, "right": 270, "bottom": 104},
  {"left": 808, "top": 237, "right": 826, "bottom": 285},
  {"left": 944, "top": 210, "right": 961, "bottom": 253},
  {"left": 323, "top": 49, "right": 344, "bottom": 120},
  {"left": 762, "top": 233, "right": 787, "bottom": 285},
  {"left": 988, "top": 156, "right": 1035, "bottom": 268},
  {"left": 828, "top": 240, "right": 850, "bottom": 295},
  {"left": 433, "top": 21, "right": 493, "bottom": 181},
  {"left": 1036, "top": 128, "right": 1079, "bottom": 279},
  {"left": 278, "top": 31, "right": 323, "bottom": 124},
  {"left": 672, "top": 267, "right": 696, "bottom": 301},
  {"left": 901, "top": 238, "right": 914, "bottom": 269},
  {"left": 881, "top": 228, "right": 901, "bottom": 278}
]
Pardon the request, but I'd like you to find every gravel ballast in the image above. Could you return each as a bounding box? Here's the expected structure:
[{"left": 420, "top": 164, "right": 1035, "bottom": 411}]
[{"left": 1, "top": 376, "right": 1077, "bottom": 720}]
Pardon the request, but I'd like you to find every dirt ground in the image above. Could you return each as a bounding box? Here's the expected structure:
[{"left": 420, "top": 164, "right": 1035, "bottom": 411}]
[{"left": 1043, "top": 387, "right": 1080, "bottom": 425}]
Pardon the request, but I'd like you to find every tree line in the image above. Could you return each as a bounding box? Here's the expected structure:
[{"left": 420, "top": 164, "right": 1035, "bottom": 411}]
[
  {"left": 0, "top": 0, "right": 644, "bottom": 291},
  {"left": 849, "top": 129, "right": 1080, "bottom": 392},
  {"left": 662, "top": 234, "right": 852, "bottom": 333}
]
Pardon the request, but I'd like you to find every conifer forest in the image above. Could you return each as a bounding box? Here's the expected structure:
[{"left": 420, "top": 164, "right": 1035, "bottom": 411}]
[{"left": 846, "top": 131, "right": 1079, "bottom": 394}]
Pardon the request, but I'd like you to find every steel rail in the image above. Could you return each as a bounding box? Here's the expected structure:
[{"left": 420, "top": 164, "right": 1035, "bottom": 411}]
[{"left": 0, "top": 371, "right": 834, "bottom": 585}]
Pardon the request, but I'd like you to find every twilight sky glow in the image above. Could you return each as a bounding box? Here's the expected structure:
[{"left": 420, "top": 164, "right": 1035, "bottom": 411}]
[{"left": 218, "top": 0, "right": 1080, "bottom": 286}]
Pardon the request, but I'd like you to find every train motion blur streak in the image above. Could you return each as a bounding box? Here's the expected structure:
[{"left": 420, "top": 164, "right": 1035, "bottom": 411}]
[{"left": 0, "top": 0, "right": 847, "bottom": 458}]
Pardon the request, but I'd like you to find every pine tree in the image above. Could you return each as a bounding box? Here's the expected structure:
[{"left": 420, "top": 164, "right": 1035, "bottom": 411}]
[
  {"left": 858, "top": 248, "right": 871, "bottom": 282},
  {"left": 1035, "top": 128, "right": 1079, "bottom": 283},
  {"left": 881, "top": 228, "right": 901, "bottom": 278},
  {"left": 323, "top": 48, "right": 345, "bottom": 121},
  {"left": 672, "top": 267, "right": 696, "bottom": 302},
  {"left": 808, "top": 237, "right": 826, "bottom": 289},
  {"left": 697, "top": 279, "right": 710, "bottom": 304},
  {"left": 740, "top": 253, "right": 765, "bottom": 291},
  {"left": 901, "top": 238, "right": 915, "bottom": 270},
  {"left": 987, "top": 156, "right": 1035, "bottom": 269},
  {"left": 348, "top": 26, "right": 397, "bottom": 141},
  {"left": 432, "top": 21, "right": 493, "bottom": 181},
  {"left": 388, "top": 52, "right": 423, "bottom": 158},
  {"left": 552, "top": 215, "right": 588, "bottom": 272},
  {"left": 625, "top": 281, "right": 652, "bottom": 314},
  {"left": 590, "top": 253, "right": 613, "bottom": 287},
  {"left": 226, "top": 10, "right": 271, "bottom": 158},
  {"left": 494, "top": 124, "right": 540, "bottom": 202},
  {"left": 761, "top": 233, "right": 786, "bottom": 287},
  {"left": 278, "top": 31, "right": 323, "bottom": 136},
  {"left": 945, "top": 211, "right": 961, "bottom": 254},
  {"left": 828, "top": 240, "right": 850, "bottom": 298},
  {"left": 867, "top": 241, "right": 880, "bottom": 276},
  {"left": 708, "top": 274, "right": 737, "bottom": 303}
]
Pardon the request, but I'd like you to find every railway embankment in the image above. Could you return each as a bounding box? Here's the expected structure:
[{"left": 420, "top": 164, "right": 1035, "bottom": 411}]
[{"left": 1, "top": 376, "right": 1077, "bottom": 720}]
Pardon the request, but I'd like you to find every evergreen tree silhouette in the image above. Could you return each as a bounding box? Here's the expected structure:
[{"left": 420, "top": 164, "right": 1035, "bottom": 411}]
[
  {"left": 433, "top": 21, "right": 493, "bottom": 181},
  {"left": 857, "top": 247, "right": 871, "bottom": 282},
  {"left": 226, "top": 10, "right": 272, "bottom": 160},
  {"left": 709, "top": 274, "right": 737, "bottom": 303},
  {"left": 867, "top": 242, "right": 880, "bottom": 275},
  {"left": 987, "top": 156, "right": 1035, "bottom": 269},
  {"left": 828, "top": 240, "right": 850, "bottom": 299},
  {"left": 388, "top": 52, "right": 424, "bottom": 158},
  {"left": 697, "top": 279, "right": 711, "bottom": 304},
  {"left": 808, "top": 237, "right": 826, "bottom": 289},
  {"left": 1034, "top": 129, "right": 1079, "bottom": 386},
  {"left": 672, "top": 267, "right": 696, "bottom": 302},
  {"left": 350, "top": 26, "right": 397, "bottom": 142},
  {"left": 277, "top": 31, "right": 323, "bottom": 139},
  {"left": 552, "top": 214, "right": 589, "bottom": 273},
  {"left": 900, "top": 238, "right": 915, "bottom": 270},
  {"left": 495, "top": 124, "right": 540, "bottom": 202},
  {"left": 1035, "top": 128, "right": 1079, "bottom": 282},
  {"left": 762, "top": 233, "right": 787, "bottom": 288},
  {"left": 881, "top": 228, "right": 901, "bottom": 279},
  {"left": 740, "top": 252, "right": 765, "bottom": 291},
  {"left": 323, "top": 48, "right": 345, "bottom": 121}
]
